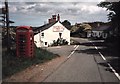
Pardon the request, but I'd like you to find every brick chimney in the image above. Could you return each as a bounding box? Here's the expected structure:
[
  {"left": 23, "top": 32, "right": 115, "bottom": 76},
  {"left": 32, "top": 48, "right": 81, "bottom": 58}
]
[
  {"left": 52, "top": 15, "right": 56, "bottom": 22},
  {"left": 48, "top": 14, "right": 61, "bottom": 23},
  {"left": 48, "top": 18, "right": 52, "bottom": 23}
]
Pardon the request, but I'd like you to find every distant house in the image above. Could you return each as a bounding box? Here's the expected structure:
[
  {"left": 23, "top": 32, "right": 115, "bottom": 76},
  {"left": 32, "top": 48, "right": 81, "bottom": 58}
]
[
  {"left": 90, "top": 25, "right": 110, "bottom": 39},
  {"left": 87, "top": 30, "right": 92, "bottom": 38},
  {"left": 34, "top": 14, "right": 70, "bottom": 47}
]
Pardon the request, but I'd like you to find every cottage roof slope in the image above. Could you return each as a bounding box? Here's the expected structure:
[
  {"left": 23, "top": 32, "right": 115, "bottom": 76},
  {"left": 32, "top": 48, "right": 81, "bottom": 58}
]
[{"left": 92, "top": 25, "right": 110, "bottom": 31}]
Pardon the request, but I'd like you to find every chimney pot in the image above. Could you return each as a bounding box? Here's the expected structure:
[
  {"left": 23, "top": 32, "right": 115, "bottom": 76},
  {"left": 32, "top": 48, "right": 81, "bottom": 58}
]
[{"left": 57, "top": 14, "right": 60, "bottom": 21}]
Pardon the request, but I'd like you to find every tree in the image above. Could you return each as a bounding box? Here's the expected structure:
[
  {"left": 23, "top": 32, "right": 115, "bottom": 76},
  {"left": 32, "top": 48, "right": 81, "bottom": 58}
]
[
  {"left": 98, "top": 1, "right": 120, "bottom": 52},
  {"left": 98, "top": 1, "right": 120, "bottom": 37},
  {"left": 80, "top": 24, "right": 92, "bottom": 32},
  {"left": 1, "top": 0, "right": 15, "bottom": 52},
  {"left": 62, "top": 20, "right": 71, "bottom": 30},
  {"left": 70, "top": 23, "right": 92, "bottom": 37}
]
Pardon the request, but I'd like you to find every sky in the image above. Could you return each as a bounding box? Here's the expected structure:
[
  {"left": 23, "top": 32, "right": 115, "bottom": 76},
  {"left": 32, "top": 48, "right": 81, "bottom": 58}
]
[{"left": 0, "top": 0, "right": 110, "bottom": 27}]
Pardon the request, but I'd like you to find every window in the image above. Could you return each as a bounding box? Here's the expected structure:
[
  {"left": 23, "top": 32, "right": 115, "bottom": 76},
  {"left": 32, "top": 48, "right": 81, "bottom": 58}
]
[
  {"left": 41, "top": 33, "right": 44, "bottom": 37},
  {"left": 45, "top": 42, "right": 47, "bottom": 45}
]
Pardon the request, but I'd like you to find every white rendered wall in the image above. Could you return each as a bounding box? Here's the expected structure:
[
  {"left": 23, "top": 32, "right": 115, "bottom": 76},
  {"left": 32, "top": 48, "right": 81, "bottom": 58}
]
[{"left": 34, "top": 21, "right": 70, "bottom": 47}]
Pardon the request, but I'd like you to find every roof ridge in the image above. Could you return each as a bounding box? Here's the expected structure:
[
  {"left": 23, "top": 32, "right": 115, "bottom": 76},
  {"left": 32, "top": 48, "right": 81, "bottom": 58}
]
[{"left": 33, "top": 21, "right": 59, "bottom": 35}]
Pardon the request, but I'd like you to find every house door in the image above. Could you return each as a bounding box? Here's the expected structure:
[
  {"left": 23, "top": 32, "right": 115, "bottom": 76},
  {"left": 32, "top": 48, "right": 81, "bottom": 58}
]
[{"left": 59, "top": 33, "right": 62, "bottom": 38}]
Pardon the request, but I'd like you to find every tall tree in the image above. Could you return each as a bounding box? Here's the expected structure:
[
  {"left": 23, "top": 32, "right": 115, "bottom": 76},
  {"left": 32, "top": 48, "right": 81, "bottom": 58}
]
[
  {"left": 62, "top": 20, "right": 71, "bottom": 30},
  {"left": 98, "top": 1, "right": 120, "bottom": 37}
]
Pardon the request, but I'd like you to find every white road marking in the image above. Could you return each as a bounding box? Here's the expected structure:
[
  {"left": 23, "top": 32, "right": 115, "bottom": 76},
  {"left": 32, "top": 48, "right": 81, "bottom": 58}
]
[
  {"left": 74, "top": 45, "right": 77, "bottom": 48},
  {"left": 98, "top": 52, "right": 106, "bottom": 61},
  {"left": 107, "top": 63, "right": 120, "bottom": 80},
  {"left": 67, "top": 45, "right": 79, "bottom": 59},
  {"left": 90, "top": 41, "right": 120, "bottom": 80},
  {"left": 95, "top": 46, "right": 98, "bottom": 50}
]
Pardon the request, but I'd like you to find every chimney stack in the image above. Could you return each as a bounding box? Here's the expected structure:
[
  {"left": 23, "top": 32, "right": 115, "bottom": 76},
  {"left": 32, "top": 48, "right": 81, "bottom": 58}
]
[
  {"left": 48, "top": 18, "right": 52, "bottom": 23},
  {"left": 48, "top": 14, "right": 60, "bottom": 23},
  {"left": 52, "top": 15, "right": 56, "bottom": 22}
]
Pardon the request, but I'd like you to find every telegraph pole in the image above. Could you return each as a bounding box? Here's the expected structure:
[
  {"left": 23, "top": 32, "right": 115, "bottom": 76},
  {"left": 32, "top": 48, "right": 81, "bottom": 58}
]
[{"left": 5, "top": 0, "right": 10, "bottom": 52}]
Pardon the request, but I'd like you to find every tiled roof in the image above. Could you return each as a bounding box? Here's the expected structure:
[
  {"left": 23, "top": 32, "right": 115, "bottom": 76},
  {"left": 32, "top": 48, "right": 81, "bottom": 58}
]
[
  {"left": 33, "top": 21, "right": 58, "bottom": 35},
  {"left": 92, "top": 25, "right": 110, "bottom": 31}
]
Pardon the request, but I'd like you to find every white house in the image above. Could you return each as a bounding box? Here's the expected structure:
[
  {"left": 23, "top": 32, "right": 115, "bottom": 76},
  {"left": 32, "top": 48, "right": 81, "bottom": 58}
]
[
  {"left": 87, "top": 30, "right": 92, "bottom": 38},
  {"left": 91, "top": 25, "right": 110, "bottom": 39},
  {"left": 34, "top": 14, "right": 70, "bottom": 47}
]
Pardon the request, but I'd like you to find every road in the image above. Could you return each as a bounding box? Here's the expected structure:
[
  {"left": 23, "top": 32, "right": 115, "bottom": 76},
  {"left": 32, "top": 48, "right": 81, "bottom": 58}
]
[
  {"left": 43, "top": 37, "right": 120, "bottom": 82},
  {"left": 3, "top": 37, "right": 120, "bottom": 83}
]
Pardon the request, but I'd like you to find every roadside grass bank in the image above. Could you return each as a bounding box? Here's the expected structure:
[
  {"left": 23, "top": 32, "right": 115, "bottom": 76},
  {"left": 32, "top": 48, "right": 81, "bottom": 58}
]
[{"left": 2, "top": 46, "right": 59, "bottom": 79}]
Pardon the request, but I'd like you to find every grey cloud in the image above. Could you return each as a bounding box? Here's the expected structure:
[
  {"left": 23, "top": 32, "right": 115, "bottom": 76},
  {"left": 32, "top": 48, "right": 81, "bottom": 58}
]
[
  {"left": 9, "top": 2, "right": 108, "bottom": 26},
  {"left": 4, "top": 0, "right": 105, "bottom": 2},
  {"left": 25, "top": 2, "right": 38, "bottom": 5},
  {"left": 9, "top": 2, "right": 106, "bottom": 14},
  {"left": 27, "top": 6, "right": 35, "bottom": 10}
]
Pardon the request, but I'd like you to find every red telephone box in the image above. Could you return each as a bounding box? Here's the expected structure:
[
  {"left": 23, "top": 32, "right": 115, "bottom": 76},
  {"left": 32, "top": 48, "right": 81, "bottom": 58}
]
[{"left": 16, "top": 26, "right": 34, "bottom": 58}]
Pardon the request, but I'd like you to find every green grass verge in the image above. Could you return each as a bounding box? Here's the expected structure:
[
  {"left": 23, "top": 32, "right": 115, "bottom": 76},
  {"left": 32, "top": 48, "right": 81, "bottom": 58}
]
[{"left": 2, "top": 47, "right": 59, "bottom": 79}]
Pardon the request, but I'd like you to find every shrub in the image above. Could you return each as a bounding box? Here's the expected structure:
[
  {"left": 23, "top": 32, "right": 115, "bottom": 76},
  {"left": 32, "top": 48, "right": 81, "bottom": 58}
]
[{"left": 51, "top": 38, "right": 68, "bottom": 46}]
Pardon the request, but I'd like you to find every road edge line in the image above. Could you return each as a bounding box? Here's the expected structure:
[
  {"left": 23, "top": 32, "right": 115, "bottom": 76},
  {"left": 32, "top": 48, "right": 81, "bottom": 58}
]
[
  {"left": 98, "top": 47, "right": 120, "bottom": 80},
  {"left": 90, "top": 41, "right": 120, "bottom": 80},
  {"left": 67, "top": 45, "right": 79, "bottom": 59}
]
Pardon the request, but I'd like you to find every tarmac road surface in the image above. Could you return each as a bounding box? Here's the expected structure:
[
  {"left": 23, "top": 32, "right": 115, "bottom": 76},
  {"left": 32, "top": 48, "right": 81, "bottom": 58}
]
[{"left": 44, "top": 37, "right": 120, "bottom": 82}]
